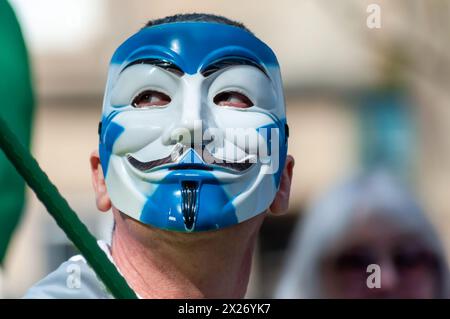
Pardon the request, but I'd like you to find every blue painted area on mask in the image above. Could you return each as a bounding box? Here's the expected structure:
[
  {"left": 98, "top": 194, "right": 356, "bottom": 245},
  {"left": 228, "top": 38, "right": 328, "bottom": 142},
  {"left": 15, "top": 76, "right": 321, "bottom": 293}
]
[
  {"left": 99, "top": 112, "right": 124, "bottom": 177},
  {"left": 140, "top": 170, "right": 237, "bottom": 231},
  {"left": 179, "top": 148, "right": 203, "bottom": 164},
  {"left": 256, "top": 118, "right": 288, "bottom": 187},
  {"left": 111, "top": 22, "right": 279, "bottom": 74}
]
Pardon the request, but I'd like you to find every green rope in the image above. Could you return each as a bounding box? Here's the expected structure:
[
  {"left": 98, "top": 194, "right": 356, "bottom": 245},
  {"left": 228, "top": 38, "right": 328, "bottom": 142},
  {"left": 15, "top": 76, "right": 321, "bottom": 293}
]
[{"left": 0, "top": 116, "right": 137, "bottom": 299}]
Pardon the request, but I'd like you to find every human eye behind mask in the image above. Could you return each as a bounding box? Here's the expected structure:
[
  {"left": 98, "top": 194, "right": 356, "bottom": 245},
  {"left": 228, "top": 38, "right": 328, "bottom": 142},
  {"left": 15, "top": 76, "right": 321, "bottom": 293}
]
[
  {"left": 109, "top": 64, "right": 180, "bottom": 109},
  {"left": 131, "top": 90, "right": 171, "bottom": 108},
  {"left": 208, "top": 65, "right": 277, "bottom": 112}
]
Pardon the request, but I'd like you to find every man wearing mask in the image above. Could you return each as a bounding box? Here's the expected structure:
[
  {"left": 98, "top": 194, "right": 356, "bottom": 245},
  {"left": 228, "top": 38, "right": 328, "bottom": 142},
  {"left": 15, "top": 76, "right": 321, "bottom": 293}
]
[{"left": 25, "top": 13, "right": 294, "bottom": 299}]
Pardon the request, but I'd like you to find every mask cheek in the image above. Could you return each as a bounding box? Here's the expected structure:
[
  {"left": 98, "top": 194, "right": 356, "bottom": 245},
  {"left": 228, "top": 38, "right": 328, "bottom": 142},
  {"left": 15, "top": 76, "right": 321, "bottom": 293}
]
[
  {"left": 256, "top": 125, "right": 282, "bottom": 174},
  {"left": 208, "top": 138, "right": 252, "bottom": 163},
  {"left": 111, "top": 125, "right": 163, "bottom": 155},
  {"left": 212, "top": 108, "right": 278, "bottom": 162},
  {"left": 221, "top": 129, "right": 259, "bottom": 161}
]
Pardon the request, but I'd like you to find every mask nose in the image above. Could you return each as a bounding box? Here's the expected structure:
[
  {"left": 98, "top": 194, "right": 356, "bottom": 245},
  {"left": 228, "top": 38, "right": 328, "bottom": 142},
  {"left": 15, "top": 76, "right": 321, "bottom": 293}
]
[
  {"left": 162, "top": 77, "right": 212, "bottom": 148},
  {"left": 172, "top": 118, "right": 204, "bottom": 147}
]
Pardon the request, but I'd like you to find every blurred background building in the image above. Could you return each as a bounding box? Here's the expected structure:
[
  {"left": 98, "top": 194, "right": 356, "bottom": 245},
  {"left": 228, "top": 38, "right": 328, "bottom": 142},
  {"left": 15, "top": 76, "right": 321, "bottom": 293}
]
[{"left": 1, "top": 0, "right": 449, "bottom": 298}]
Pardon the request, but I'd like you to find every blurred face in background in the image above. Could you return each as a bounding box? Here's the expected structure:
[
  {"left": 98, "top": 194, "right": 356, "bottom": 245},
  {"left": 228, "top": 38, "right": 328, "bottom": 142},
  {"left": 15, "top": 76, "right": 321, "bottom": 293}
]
[{"left": 320, "top": 215, "right": 440, "bottom": 299}]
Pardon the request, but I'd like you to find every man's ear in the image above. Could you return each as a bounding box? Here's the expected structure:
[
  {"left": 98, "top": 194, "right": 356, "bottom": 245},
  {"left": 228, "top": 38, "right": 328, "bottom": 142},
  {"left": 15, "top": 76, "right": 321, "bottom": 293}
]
[
  {"left": 90, "top": 150, "right": 111, "bottom": 212},
  {"left": 269, "top": 155, "right": 295, "bottom": 215}
]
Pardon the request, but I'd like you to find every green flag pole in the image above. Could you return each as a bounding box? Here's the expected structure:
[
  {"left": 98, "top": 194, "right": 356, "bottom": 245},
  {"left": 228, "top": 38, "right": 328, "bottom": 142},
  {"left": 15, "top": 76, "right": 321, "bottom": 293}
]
[{"left": 0, "top": 116, "right": 137, "bottom": 299}]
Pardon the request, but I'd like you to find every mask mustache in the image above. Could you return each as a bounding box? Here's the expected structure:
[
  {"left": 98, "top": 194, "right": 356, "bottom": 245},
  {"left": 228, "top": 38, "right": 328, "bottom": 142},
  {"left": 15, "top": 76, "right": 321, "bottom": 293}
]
[{"left": 126, "top": 143, "right": 254, "bottom": 173}]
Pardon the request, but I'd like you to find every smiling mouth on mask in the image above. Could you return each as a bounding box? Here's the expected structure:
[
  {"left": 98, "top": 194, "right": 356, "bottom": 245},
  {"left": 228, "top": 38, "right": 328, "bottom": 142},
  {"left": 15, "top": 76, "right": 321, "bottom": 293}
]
[{"left": 126, "top": 144, "right": 254, "bottom": 173}]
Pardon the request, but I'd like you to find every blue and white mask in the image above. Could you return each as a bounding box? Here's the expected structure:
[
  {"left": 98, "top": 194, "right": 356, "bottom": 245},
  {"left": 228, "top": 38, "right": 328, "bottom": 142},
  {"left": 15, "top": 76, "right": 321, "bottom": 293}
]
[{"left": 99, "top": 22, "right": 288, "bottom": 232}]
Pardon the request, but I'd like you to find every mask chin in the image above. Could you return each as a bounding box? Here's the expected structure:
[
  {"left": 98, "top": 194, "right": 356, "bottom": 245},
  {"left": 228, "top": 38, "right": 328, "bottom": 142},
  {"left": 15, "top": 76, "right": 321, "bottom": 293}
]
[{"left": 180, "top": 180, "right": 199, "bottom": 231}]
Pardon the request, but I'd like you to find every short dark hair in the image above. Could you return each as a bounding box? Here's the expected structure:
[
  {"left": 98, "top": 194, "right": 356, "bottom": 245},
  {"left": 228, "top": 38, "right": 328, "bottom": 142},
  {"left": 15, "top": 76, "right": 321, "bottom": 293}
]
[{"left": 143, "top": 13, "right": 252, "bottom": 34}]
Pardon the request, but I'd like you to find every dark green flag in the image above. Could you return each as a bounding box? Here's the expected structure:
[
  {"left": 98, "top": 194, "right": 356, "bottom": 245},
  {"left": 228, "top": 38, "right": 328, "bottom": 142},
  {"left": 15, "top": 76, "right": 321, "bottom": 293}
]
[{"left": 0, "top": 0, "right": 35, "bottom": 264}]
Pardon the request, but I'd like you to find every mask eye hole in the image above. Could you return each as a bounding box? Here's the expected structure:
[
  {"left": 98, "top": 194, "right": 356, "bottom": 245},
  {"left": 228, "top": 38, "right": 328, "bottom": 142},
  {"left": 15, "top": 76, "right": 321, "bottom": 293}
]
[
  {"left": 132, "top": 90, "right": 171, "bottom": 108},
  {"left": 213, "top": 91, "right": 254, "bottom": 108}
]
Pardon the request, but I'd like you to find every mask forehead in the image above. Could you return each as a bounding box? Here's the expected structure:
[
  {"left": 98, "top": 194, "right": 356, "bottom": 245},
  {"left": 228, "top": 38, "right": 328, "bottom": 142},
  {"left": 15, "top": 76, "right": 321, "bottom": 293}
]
[{"left": 110, "top": 22, "right": 279, "bottom": 75}]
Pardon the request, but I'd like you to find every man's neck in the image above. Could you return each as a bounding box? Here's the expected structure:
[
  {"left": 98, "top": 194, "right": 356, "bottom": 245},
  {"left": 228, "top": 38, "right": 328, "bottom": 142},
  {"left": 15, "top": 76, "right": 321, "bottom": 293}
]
[{"left": 110, "top": 210, "right": 265, "bottom": 298}]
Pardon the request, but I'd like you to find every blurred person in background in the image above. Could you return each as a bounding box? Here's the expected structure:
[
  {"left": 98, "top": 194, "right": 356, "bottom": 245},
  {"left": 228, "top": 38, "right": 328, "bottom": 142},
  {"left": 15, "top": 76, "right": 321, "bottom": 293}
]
[{"left": 275, "top": 170, "right": 449, "bottom": 299}]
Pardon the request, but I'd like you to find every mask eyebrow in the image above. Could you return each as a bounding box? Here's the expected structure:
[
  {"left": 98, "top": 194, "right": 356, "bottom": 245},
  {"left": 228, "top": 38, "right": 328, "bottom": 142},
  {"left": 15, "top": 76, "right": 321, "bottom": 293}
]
[
  {"left": 201, "top": 57, "right": 268, "bottom": 77},
  {"left": 121, "top": 58, "right": 185, "bottom": 77}
]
